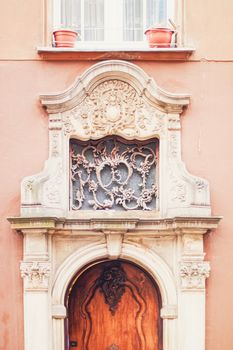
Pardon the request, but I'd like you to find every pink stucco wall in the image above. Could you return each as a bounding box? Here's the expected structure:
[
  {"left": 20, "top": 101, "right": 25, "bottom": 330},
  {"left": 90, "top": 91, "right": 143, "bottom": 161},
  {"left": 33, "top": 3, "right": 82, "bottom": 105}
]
[{"left": 0, "top": 0, "right": 233, "bottom": 349}]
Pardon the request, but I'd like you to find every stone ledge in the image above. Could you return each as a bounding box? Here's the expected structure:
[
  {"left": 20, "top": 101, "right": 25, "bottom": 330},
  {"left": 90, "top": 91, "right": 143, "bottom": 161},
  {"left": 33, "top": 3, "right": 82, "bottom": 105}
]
[
  {"left": 8, "top": 216, "right": 222, "bottom": 235},
  {"left": 37, "top": 47, "right": 195, "bottom": 61}
]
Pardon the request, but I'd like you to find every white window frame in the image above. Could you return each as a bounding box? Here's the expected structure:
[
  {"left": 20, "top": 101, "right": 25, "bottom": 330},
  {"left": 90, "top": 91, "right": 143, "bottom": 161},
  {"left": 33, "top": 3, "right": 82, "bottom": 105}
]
[{"left": 53, "top": 0, "right": 175, "bottom": 49}]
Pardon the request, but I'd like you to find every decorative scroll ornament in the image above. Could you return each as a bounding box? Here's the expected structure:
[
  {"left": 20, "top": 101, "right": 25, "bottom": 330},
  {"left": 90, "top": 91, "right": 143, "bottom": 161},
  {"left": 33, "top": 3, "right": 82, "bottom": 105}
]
[
  {"left": 65, "top": 79, "right": 164, "bottom": 138},
  {"left": 98, "top": 264, "right": 126, "bottom": 315},
  {"left": 70, "top": 138, "right": 158, "bottom": 211},
  {"left": 20, "top": 261, "right": 51, "bottom": 290},
  {"left": 179, "top": 261, "right": 210, "bottom": 289}
]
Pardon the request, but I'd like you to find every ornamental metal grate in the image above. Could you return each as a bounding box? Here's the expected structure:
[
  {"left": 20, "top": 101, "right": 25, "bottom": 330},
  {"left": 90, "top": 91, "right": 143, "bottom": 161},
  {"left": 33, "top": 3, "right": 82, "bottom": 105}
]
[{"left": 70, "top": 137, "right": 158, "bottom": 211}]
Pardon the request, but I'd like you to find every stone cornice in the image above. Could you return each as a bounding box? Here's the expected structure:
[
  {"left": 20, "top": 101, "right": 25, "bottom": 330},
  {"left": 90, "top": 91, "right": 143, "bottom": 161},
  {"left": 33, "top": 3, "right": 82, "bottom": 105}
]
[{"left": 8, "top": 216, "right": 222, "bottom": 236}]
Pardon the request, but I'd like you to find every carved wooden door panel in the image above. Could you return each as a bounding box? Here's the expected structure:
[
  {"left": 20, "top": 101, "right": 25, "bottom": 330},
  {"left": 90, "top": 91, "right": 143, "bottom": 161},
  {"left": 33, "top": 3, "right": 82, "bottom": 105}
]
[{"left": 68, "top": 261, "right": 162, "bottom": 350}]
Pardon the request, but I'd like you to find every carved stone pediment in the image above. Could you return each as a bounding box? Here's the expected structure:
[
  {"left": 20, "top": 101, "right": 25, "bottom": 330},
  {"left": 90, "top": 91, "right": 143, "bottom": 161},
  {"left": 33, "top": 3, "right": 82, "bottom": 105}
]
[
  {"left": 62, "top": 79, "right": 165, "bottom": 139},
  {"left": 20, "top": 60, "right": 210, "bottom": 219}
]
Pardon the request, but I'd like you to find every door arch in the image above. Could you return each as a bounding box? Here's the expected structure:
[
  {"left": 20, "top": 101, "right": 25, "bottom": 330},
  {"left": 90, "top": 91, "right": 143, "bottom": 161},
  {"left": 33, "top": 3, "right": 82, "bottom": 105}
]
[{"left": 66, "top": 260, "right": 162, "bottom": 350}]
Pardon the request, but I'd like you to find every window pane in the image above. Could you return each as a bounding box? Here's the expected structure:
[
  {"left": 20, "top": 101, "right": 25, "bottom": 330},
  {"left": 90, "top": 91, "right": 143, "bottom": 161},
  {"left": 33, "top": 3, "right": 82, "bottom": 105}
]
[
  {"left": 123, "top": 0, "right": 143, "bottom": 41},
  {"left": 61, "top": 0, "right": 81, "bottom": 31},
  {"left": 84, "top": 0, "right": 104, "bottom": 41},
  {"left": 158, "top": 0, "right": 167, "bottom": 23},
  {"left": 146, "top": 0, "right": 167, "bottom": 27}
]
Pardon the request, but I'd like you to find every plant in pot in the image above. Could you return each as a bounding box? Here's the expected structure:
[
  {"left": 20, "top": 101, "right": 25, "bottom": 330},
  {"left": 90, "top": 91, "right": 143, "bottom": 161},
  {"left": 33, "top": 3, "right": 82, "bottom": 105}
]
[
  {"left": 53, "top": 27, "right": 79, "bottom": 48},
  {"left": 144, "top": 20, "right": 176, "bottom": 48}
]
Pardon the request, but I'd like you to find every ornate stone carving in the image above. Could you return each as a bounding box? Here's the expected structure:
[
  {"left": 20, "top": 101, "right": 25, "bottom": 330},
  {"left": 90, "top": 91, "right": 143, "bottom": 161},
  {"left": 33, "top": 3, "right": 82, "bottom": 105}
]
[
  {"left": 179, "top": 261, "right": 210, "bottom": 289},
  {"left": 25, "top": 180, "right": 34, "bottom": 192},
  {"left": 63, "top": 114, "right": 75, "bottom": 135},
  {"left": 20, "top": 261, "right": 51, "bottom": 290},
  {"left": 169, "top": 175, "right": 187, "bottom": 204},
  {"left": 65, "top": 79, "right": 164, "bottom": 138},
  {"left": 169, "top": 133, "right": 180, "bottom": 158},
  {"left": 51, "top": 133, "right": 59, "bottom": 157},
  {"left": 98, "top": 263, "right": 126, "bottom": 315},
  {"left": 70, "top": 138, "right": 158, "bottom": 210}
]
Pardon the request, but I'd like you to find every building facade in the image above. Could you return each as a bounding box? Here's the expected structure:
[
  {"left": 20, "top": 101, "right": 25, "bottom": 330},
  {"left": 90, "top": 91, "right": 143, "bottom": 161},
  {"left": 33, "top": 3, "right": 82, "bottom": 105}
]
[{"left": 0, "top": 1, "right": 232, "bottom": 350}]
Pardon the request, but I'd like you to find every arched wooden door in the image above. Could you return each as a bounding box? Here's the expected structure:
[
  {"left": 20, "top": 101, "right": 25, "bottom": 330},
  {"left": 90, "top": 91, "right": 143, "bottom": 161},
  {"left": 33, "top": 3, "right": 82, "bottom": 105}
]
[{"left": 67, "top": 261, "right": 162, "bottom": 350}]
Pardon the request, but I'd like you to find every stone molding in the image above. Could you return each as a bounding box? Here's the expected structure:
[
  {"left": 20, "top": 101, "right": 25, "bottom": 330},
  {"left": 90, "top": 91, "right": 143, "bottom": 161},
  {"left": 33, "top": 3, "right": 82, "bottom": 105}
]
[
  {"left": 179, "top": 260, "right": 210, "bottom": 290},
  {"left": 20, "top": 261, "right": 51, "bottom": 291},
  {"left": 8, "top": 216, "right": 221, "bottom": 235},
  {"left": 160, "top": 305, "right": 178, "bottom": 319}
]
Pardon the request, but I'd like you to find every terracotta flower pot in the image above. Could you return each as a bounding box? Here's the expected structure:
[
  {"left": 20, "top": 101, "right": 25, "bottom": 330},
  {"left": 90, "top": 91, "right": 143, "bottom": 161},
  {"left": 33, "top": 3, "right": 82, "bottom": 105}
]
[
  {"left": 53, "top": 29, "right": 78, "bottom": 48},
  {"left": 144, "top": 27, "right": 174, "bottom": 48}
]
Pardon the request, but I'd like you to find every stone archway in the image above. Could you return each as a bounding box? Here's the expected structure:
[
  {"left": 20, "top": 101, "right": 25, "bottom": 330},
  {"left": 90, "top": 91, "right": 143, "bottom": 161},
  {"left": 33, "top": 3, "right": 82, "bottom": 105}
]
[{"left": 52, "top": 241, "right": 177, "bottom": 350}]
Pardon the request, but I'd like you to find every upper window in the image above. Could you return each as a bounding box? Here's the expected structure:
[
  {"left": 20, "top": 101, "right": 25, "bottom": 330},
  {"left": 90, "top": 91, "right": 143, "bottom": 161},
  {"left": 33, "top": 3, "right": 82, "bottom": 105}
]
[{"left": 53, "top": 0, "right": 175, "bottom": 47}]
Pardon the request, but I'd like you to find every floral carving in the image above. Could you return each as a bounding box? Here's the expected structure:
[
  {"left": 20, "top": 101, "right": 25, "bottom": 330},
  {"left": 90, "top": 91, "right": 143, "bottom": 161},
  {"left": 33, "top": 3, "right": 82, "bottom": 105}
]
[
  {"left": 67, "top": 79, "right": 163, "bottom": 137},
  {"left": 169, "top": 133, "right": 179, "bottom": 158},
  {"left": 63, "top": 115, "right": 75, "bottom": 135},
  {"left": 70, "top": 138, "right": 158, "bottom": 210},
  {"left": 169, "top": 176, "right": 187, "bottom": 204},
  {"left": 180, "top": 261, "right": 210, "bottom": 289},
  {"left": 20, "top": 261, "right": 51, "bottom": 290},
  {"left": 98, "top": 264, "right": 126, "bottom": 315},
  {"left": 51, "top": 133, "right": 59, "bottom": 157}
]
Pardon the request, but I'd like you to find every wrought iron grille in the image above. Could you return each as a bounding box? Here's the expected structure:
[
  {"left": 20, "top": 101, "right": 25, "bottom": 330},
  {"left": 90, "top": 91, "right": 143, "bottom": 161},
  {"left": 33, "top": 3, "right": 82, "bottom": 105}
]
[{"left": 70, "top": 137, "right": 158, "bottom": 211}]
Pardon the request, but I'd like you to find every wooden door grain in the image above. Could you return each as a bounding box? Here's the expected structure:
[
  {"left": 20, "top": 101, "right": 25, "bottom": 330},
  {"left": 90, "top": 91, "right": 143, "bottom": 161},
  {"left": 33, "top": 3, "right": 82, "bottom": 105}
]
[{"left": 67, "top": 261, "right": 162, "bottom": 350}]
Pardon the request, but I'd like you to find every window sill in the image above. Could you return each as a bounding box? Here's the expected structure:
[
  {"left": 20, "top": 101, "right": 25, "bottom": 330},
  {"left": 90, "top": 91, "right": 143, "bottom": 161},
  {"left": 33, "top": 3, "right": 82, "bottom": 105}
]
[{"left": 37, "top": 47, "right": 195, "bottom": 61}]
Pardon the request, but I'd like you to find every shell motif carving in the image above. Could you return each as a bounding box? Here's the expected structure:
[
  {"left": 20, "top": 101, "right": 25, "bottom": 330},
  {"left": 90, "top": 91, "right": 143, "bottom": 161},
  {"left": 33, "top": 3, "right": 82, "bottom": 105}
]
[{"left": 66, "top": 79, "right": 164, "bottom": 138}]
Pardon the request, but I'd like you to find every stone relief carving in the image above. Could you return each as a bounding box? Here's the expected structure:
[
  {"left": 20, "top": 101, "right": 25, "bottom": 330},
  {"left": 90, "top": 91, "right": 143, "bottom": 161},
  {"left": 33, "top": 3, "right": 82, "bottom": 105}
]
[
  {"left": 63, "top": 114, "right": 75, "bottom": 136},
  {"left": 51, "top": 133, "right": 60, "bottom": 157},
  {"left": 169, "top": 133, "right": 180, "bottom": 158},
  {"left": 25, "top": 179, "right": 34, "bottom": 192},
  {"left": 20, "top": 261, "right": 51, "bottom": 290},
  {"left": 63, "top": 79, "right": 164, "bottom": 138},
  {"left": 179, "top": 261, "right": 210, "bottom": 289},
  {"left": 169, "top": 173, "right": 187, "bottom": 205}
]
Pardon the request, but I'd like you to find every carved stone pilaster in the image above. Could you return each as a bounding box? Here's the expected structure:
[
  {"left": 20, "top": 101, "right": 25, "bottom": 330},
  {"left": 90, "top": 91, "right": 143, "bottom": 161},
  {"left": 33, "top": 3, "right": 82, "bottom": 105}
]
[
  {"left": 20, "top": 261, "right": 51, "bottom": 291},
  {"left": 179, "top": 261, "right": 210, "bottom": 290}
]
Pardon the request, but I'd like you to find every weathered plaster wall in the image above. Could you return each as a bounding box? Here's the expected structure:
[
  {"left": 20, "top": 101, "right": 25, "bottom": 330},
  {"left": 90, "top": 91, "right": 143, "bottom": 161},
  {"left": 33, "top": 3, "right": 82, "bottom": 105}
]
[{"left": 0, "top": 0, "right": 233, "bottom": 59}]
